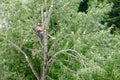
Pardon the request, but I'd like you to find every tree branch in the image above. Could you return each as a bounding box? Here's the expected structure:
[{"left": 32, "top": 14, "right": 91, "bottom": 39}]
[
  {"left": 46, "top": 0, "right": 54, "bottom": 24},
  {"left": 41, "top": 6, "right": 44, "bottom": 26},
  {"left": 43, "top": 0, "right": 54, "bottom": 28},
  {"left": 3, "top": 37, "right": 40, "bottom": 80},
  {"left": 48, "top": 49, "right": 82, "bottom": 65}
]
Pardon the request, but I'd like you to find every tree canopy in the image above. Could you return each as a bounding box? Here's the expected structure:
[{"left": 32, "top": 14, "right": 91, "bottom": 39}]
[{"left": 0, "top": 0, "right": 120, "bottom": 80}]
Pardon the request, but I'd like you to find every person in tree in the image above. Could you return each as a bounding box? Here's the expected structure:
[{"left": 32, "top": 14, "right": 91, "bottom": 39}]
[{"left": 36, "top": 23, "right": 44, "bottom": 47}]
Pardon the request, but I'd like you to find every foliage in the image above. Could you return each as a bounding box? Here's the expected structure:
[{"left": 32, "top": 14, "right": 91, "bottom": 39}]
[
  {"left": 105, "top": 0, "right": 120, "bottom": 33},
  {"left": 0, "top": 0, "right": 120, "bottom": 80}
]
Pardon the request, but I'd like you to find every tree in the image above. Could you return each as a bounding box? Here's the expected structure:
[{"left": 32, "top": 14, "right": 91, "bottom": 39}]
[{"left": 0, "top": 0, "right": 120, "bottom": 80}]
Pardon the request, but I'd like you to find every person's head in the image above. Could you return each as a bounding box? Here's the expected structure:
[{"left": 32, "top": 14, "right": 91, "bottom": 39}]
[{"left": 37, "top": 23, "right": 40, "bottom": 26}]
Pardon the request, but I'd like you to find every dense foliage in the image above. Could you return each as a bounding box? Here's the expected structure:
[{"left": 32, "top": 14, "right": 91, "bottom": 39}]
[
  {"left": 0, "top": 0, "right": 120, "bottom": 80},
  {"left": 105, "top": 0, "right": 120, "bottom": 33}
]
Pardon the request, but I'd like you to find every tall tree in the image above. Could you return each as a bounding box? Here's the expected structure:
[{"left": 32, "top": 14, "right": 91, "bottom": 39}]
[{"left": 0, "top": 0, "right": 120, "bottom": 80}]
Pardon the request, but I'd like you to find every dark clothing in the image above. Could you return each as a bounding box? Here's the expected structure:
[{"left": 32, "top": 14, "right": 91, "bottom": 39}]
[{"left": 36, "top": 28, "right": 44, "bottom": 47}]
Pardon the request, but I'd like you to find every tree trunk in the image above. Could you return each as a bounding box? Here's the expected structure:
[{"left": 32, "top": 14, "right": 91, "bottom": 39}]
[
  {"left": 41, "top": 0, "right": 54, "bottom": 80},
  {"left": 42, "top": 30, "right": 48, "bottom": 80}
]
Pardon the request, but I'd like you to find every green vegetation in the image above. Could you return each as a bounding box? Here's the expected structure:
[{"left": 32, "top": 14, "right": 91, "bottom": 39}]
[
  {"left": 0, "top": 0, "right": 120, "bottom": 80},
  {"left": 106, "top": 0, "right": 120, "bottom": 33}
]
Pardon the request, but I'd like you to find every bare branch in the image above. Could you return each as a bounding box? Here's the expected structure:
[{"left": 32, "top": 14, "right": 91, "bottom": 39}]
[
  {"left": 47, "top": 0, "right": 54, "bottom": 22},
  {"left": 41, "top": 6, "right": 44, "bottom": 26},
  {"left": 43, "top": 0, "right": 54, "bottom": 28},
  {"left": 48, "top": 49, "right": 82, "bottom": 65},
  {"left": 3, "top": 37, "right": 40, "bottom": 80},
  {"left": 48, "top": 34, "right": 55, "bottom": 39}
]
